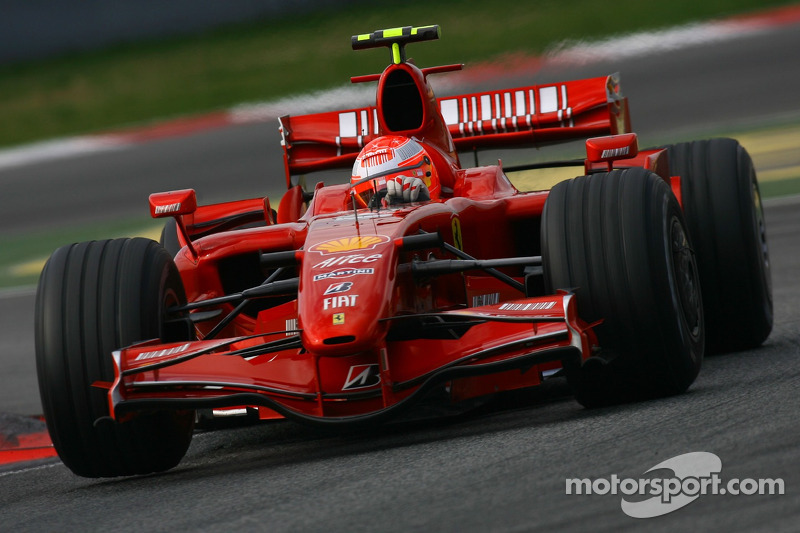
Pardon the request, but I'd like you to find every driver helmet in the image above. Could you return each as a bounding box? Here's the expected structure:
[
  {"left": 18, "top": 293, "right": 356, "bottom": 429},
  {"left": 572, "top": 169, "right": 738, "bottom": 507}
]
[{"left": 351, "top": 136, "right": 439, "bottom": 207}]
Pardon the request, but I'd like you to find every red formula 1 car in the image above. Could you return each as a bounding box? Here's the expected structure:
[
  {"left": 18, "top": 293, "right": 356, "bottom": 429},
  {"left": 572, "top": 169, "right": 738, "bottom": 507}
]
[{"left": 35, "top": 25, "right": 772, "bottom": 477}]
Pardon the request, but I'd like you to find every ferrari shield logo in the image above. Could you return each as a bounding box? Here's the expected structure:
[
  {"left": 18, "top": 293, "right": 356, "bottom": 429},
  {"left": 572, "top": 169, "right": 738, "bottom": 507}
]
[
  {"left": 343, "top": 364, "right": 381, "bottom": 390},
  {"left": 333, "top": 313, "right": 345, "bottom": 325},
  {"left": 451, "top": 217, "right": 463, "bottom": 251}
]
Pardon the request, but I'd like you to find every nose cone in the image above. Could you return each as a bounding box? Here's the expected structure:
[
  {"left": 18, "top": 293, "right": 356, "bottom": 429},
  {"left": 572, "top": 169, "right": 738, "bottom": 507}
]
[
  {"left": 301, "top": 294, "right": 387, "bottom": 355},
  {"left": 299, "top": 234, "right": 396, "bottom": 356}
]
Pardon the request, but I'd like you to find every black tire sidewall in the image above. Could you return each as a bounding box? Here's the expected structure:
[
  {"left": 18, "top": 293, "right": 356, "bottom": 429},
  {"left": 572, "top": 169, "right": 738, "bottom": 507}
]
[
  {"left": 35, "top": 238, "right": 193, "bottom": 477},
  {"left": 542, "top": 169, "right": 703, "bottom": 402}
]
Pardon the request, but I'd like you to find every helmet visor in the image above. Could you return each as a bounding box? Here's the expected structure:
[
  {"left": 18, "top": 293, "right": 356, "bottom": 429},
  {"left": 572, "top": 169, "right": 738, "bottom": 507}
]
[{"left": 351, "top": 177, "right": 386, "bottom": 208}]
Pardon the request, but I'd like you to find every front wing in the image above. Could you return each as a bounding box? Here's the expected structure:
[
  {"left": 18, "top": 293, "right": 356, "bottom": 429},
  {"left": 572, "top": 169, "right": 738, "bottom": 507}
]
[{"left": 101, "top": 293, "right": 593, "bottom": 427}]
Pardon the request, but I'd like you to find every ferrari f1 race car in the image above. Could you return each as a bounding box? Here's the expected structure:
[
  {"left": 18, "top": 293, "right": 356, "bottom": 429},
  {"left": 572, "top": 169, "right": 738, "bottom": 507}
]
[{"left": 35, "top": 25, "right": 772, "bottom": 477}]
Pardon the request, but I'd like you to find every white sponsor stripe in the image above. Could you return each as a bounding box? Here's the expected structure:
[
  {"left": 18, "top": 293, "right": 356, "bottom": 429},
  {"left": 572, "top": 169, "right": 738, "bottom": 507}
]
[
  {"left": 360, "top": 109, "right": 369, "bottom": 136},
  {"left": 539, "top": 86, "right": 558, "bottom": 113},
  {"left": 441, "top": 99, "right": 459, "bottom": 125},
  {"left": 515, "top": 90, "right": 525, "bottom": 116},
  {"left": 480, "top": 94, "right": 492, "bottom": 121},
  {"left": 338, "top": 111, "right": 357, "bottom": 138}
]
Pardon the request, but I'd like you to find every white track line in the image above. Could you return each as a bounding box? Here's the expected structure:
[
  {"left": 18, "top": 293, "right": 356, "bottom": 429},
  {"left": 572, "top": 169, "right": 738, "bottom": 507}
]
[
  {"left": 0, "top": 137, "right": 125, "bottom": 172},
  {"left": 543, "top": 19, "right": 763, "bottom": 65},
  {"left": 0, "top": 461, "right": 62, "bottom": 478}
]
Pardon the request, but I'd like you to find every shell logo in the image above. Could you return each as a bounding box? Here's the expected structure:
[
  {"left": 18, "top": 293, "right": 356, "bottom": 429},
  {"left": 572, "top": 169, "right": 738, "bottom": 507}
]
[{"left": 310, "top": 235, "right": 390, "bottom": 254}]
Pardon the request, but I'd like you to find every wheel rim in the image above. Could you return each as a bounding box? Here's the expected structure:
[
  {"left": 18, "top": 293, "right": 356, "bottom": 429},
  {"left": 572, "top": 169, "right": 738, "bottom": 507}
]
[
  {"left": 752, "top": 175, "right": 772, "bottom": 298},
  {"left": 670, "top": 217, "right": 702, "bottom": 339}
]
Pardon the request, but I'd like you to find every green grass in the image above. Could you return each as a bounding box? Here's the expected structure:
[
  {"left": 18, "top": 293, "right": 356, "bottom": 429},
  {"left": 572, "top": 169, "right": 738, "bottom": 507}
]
[
  {"left": 0, "top": 0, "right": 794, "bottom": 148},
  {"left": 759, "top": 176, "right": 800, "bottom": 197}
]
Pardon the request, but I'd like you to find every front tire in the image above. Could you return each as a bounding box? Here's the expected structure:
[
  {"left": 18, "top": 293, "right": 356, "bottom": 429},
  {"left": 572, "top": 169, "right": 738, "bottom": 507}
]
[
  {"left": 35, "top": 238, "right": 195, "bottom": 477},
  {"left": 542, "top": 168, "right": 704, "bottom": 406}
]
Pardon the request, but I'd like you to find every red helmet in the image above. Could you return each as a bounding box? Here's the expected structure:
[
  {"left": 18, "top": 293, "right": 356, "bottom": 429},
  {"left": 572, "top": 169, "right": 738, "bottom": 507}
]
[{"left": 351, "top": 136, "right": 439, "bottom": 207}]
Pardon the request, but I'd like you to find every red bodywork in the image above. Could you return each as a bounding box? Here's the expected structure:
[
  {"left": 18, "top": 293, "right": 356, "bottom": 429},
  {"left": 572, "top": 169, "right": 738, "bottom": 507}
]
[{"left": 104, "top": 29, "right": 676, "bottom": 426}]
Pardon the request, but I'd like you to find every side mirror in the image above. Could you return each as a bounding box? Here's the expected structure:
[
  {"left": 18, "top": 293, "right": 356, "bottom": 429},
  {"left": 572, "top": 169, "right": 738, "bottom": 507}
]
[
  {"left": 148, "top": 189, "right": 198, "bottom": 260},
  {"left": 585, "top": 133, "right": 638, "bottom": 171},
  {"left": 149, "top": 189, "right": 197, "bottom": 218}
]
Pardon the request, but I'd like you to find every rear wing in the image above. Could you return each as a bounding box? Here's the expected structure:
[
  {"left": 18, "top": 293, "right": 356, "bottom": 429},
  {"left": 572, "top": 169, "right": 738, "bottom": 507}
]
[{"left": 279, "top": 74, "right": 629, "bottom": 187}]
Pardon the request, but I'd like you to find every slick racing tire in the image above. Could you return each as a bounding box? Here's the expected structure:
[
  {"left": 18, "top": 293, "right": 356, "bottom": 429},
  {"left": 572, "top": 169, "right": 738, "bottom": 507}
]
[
  {"left": 35, "top": 238, "right": 195, "bottom": 477},
  {"left": 664, "top": 138, "right": 772, "bottom": 353},
  {"left": 541, "top": 168, "right": 704, "bottom": 407}
]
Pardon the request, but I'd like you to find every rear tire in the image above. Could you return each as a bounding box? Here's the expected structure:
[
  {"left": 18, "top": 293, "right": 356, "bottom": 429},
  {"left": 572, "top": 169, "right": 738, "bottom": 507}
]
[
  {"left": 542, "top": 168, "right": 704, "bottom": 407},
  {"left": 664, "top": 138, "right": 772, "bottom": 353},
  {"left": 35, "top": 238, "right": 195, "bottom": 477}
]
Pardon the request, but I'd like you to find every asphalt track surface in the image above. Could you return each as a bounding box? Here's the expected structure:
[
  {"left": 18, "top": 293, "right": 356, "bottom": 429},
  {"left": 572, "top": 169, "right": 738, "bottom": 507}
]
[{"left": 1, "top": 18, "right": 799, "bottom": 533}]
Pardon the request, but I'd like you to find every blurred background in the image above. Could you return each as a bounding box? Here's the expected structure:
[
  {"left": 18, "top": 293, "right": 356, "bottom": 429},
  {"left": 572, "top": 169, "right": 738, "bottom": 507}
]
[{"left": 1, "top": 0, "right": 795, "bottom": 149}]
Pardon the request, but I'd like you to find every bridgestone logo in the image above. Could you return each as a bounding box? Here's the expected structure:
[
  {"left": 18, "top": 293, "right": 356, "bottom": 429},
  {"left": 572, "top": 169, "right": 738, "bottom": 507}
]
[
  {"left": 342, "top": 364, "right": 381, "bottom": 390},
  {"left": 499, "top": 302, "right": 556, "bottom": 311},
  {"left": 600, "top": 147, "right": 629, "bottom": 158}
]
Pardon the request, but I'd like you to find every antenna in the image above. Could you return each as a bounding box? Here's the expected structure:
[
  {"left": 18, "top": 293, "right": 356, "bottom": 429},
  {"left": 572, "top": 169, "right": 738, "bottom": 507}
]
[{"left": 350, "top": 191, "right": 359, "bottom": 228}]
